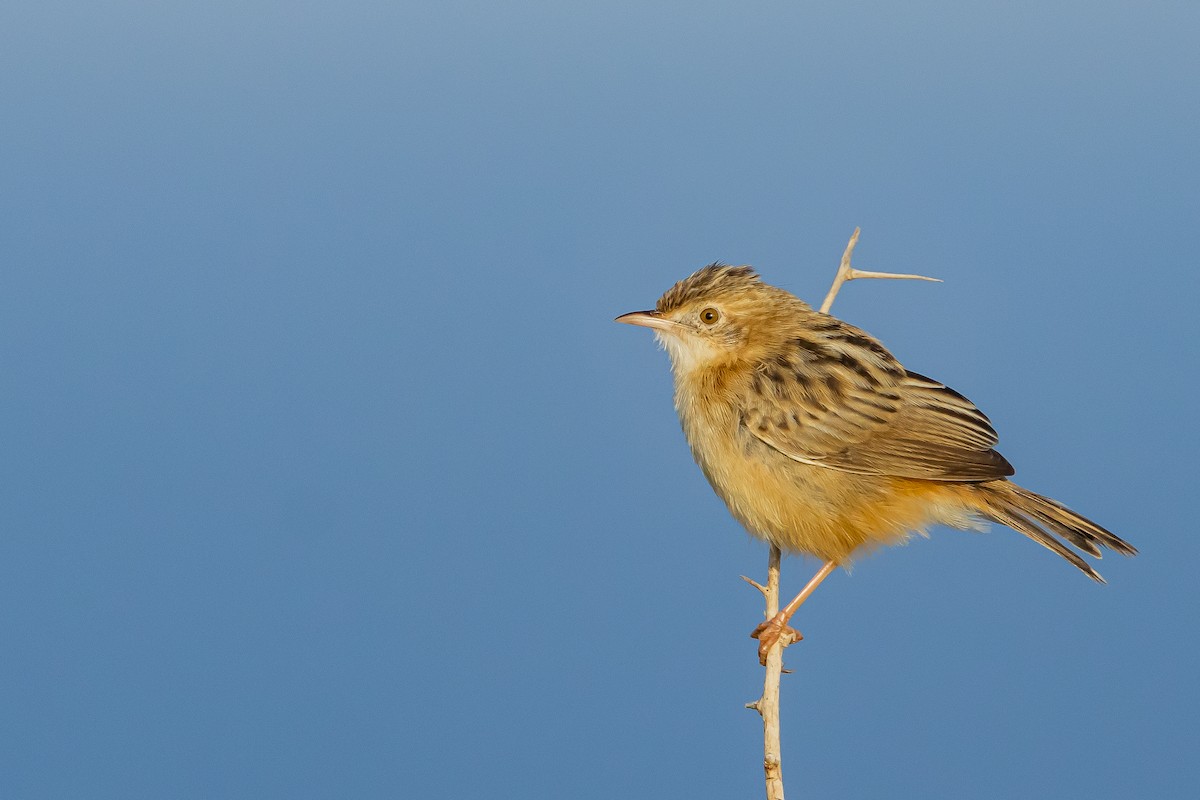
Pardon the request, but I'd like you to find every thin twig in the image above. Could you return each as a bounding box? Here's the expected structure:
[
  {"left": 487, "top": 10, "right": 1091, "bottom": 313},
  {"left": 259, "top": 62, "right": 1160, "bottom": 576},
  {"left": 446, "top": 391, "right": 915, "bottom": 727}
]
[
  {"left": 748, "top": 228, "right": 940, "bottom": 800},
  {"left": 819, "top": 227, "right": 940, "bottom": 315},
  {"left": 759, "top": 544, "right": 786, "bottom": 800},
  {"left": 740, "top": 575, "right": 769, "bottom": 597}
]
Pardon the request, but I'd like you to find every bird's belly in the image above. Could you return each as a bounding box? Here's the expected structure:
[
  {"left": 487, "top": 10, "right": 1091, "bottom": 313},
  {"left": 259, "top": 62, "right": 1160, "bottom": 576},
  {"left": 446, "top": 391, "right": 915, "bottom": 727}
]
[{"left": 692, "top": 431, "right": 962, "bottom": 563}]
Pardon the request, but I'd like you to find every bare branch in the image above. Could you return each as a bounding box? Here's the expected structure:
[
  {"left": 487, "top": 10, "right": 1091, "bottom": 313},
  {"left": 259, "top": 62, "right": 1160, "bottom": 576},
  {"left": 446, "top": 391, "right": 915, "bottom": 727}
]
[
  {"left": 818, "top": 227, "right": 940, "bottom": 314},
  {"left": 758, "top": 545, "right": 786, "bottom": 800},
  {"left": 817, "top": 226, "right": 862, "bottom": 314}
]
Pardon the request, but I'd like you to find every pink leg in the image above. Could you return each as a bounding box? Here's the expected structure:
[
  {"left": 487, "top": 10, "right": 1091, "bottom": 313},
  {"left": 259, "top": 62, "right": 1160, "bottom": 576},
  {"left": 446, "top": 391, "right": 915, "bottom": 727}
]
[{"left": 751, "top": 560, "right": 838, "bottom": 665}]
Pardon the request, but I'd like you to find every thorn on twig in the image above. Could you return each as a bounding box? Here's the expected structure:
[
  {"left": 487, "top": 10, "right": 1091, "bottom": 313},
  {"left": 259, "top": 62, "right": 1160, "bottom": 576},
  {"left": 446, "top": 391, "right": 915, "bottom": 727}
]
[
  {"left": 818, "top": 227, "right": 941, "bottom": 314},
  {"left": 849, "top": 269, "right": 942, "bottom": 283},
  {"left": 746, "top": 700, "right": 761, "bottom": 711},
  {"left": 740, "top": 575, "right": 768, "bottom": 596}
]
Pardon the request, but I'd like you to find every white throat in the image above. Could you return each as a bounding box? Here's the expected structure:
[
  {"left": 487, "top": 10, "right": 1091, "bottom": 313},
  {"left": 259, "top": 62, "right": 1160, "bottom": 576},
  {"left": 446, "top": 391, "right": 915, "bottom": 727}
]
[{"left": 655, "top": 329, "right": 723, "bottom": 375}]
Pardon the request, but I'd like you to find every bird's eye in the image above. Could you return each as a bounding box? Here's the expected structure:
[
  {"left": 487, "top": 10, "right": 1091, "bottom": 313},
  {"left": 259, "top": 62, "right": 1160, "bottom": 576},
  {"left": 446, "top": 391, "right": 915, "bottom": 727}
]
[{"left": 700, "top": 307, "right": 720, "bottom": 325}]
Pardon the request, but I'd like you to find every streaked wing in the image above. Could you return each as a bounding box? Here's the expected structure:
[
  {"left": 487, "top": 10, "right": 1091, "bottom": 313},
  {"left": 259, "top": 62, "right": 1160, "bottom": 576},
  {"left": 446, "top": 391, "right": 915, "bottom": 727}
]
[{"left": 739, "top": 319, "right": 1014, "bottom": 482}]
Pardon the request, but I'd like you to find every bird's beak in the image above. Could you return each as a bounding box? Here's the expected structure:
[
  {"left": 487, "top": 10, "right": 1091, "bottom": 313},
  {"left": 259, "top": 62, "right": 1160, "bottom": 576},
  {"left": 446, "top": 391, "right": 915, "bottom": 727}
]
[{"left": 614, "top": 309, "right": 678, "bottom": 332}]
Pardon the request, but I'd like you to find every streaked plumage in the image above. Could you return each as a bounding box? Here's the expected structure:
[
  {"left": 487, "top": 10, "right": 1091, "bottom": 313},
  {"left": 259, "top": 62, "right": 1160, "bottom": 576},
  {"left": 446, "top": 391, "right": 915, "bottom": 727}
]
[{"left": 622, "top": 263, "right": 1135, "bottom": 581}]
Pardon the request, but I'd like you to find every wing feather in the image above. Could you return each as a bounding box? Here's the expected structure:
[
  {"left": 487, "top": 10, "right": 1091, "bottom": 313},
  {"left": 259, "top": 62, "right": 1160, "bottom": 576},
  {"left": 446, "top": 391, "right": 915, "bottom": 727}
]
[{"left": 740, "top": 321, "right": 1014, "bottom": 482}]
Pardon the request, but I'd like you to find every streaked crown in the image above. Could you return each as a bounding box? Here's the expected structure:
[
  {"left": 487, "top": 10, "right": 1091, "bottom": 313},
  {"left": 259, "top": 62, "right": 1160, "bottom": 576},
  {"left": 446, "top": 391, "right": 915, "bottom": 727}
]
[{"left": 656, "top": 263, "right": 762, "bottom": 314}]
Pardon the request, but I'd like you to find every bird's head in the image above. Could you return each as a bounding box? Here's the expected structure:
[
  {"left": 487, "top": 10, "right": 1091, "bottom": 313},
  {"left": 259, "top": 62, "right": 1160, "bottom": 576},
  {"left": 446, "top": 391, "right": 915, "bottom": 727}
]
[{"left": 616, "top": 263, "right": 810, "bottom": 374}]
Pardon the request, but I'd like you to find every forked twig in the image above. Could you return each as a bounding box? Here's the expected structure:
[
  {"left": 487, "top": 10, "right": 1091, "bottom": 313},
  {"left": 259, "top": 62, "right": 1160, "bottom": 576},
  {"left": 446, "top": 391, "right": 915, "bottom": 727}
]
[
  {"left": 818, "top": 227, "right": 940, "bottom": 314},
  {"left": 747, "top": 228, "right": 940, "bottom": 800}
]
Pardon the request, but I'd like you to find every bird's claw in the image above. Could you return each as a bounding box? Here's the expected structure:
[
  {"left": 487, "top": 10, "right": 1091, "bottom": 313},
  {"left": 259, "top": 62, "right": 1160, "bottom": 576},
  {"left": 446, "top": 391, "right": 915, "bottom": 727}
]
[{"left": 750, "top": 613, "right": 802, "bottom": 666}]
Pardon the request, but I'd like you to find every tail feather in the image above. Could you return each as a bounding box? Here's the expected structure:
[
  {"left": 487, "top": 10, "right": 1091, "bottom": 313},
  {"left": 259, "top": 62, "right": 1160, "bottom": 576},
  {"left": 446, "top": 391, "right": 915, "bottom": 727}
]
[
  {"left": 973, "top": 482, "right": 1137, "bottom": 582},
  {"left": 1010, "top": 485, "right": 1136, "bottom": 556},
  {"left": 1014, "top": 498, "right": 1103, "bottom": 557}
]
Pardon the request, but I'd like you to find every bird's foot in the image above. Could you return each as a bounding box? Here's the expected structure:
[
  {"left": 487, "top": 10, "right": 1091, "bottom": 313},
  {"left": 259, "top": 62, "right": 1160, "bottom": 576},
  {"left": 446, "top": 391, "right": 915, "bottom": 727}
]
[{"left": 750, "top": 612, "right": 802, "bottom": 666}]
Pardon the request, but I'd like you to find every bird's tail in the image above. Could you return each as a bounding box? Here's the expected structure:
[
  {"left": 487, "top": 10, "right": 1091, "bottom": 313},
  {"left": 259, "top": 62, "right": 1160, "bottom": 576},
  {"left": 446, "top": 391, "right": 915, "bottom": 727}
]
[{"left": 968, "top": 481, "right": 1137, "bottom": 582}]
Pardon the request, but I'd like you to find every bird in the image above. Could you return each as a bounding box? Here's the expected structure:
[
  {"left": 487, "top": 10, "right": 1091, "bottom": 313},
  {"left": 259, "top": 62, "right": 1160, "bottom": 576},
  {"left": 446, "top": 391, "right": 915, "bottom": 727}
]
[{"left": 616, "top": 263, "right": 1136, "bottom": 664}]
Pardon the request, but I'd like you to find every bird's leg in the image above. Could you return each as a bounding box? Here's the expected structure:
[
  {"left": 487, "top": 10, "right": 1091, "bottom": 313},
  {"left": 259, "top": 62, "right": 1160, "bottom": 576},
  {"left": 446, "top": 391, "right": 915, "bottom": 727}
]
[{"left": 751, "top": 560, "right": 838, "bottom": 665}]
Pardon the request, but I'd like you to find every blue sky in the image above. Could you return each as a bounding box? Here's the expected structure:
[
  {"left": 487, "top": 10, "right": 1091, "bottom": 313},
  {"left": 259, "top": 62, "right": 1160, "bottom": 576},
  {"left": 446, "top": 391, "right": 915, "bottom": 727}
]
[{"left": 1, "top": 1, "right": 1197, "bottom": 797}]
